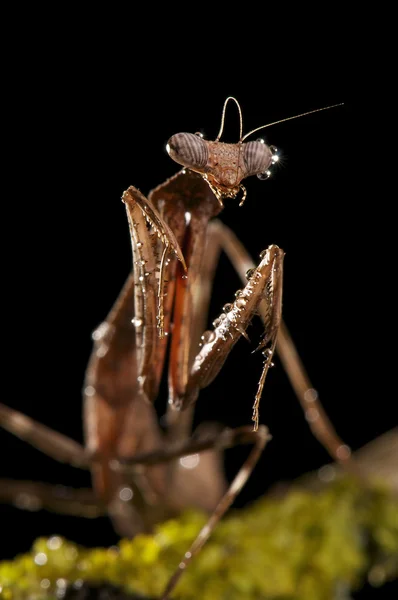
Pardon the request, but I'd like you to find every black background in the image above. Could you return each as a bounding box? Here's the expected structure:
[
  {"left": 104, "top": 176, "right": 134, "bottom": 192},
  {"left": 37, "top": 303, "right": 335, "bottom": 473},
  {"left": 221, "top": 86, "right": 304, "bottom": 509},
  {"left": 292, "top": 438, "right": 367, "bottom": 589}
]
[{"left": 0, "top": 25, "right": 394, "bottom": 598}]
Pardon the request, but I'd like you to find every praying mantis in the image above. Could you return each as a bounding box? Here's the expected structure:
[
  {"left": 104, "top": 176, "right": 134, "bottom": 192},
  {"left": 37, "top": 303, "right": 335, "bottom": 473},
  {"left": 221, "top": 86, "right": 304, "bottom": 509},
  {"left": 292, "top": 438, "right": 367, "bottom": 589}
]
[{"left": 0, "top": 97, "right": 350, "bottom": 599}]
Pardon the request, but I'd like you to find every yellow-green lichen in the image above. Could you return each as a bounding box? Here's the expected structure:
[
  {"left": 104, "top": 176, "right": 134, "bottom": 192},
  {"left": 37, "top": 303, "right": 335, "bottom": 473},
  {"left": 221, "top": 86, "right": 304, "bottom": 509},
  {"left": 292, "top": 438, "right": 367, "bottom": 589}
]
[{"left": 0, "top": 478, "right": 397, "bottom": 599}]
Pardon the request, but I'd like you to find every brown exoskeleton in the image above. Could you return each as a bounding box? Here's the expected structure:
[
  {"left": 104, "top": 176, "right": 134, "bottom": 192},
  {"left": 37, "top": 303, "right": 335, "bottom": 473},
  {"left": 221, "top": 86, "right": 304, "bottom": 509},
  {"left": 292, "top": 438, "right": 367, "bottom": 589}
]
[{"left": 0, "top": 97, "right": 349, "bottom": 599}]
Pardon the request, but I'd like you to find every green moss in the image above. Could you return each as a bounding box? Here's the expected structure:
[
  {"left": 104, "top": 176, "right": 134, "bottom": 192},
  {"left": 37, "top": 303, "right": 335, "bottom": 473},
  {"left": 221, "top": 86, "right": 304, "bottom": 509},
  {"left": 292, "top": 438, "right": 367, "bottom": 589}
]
[{"left": 1, "top": 478, "right": 397, "bottom": 599}]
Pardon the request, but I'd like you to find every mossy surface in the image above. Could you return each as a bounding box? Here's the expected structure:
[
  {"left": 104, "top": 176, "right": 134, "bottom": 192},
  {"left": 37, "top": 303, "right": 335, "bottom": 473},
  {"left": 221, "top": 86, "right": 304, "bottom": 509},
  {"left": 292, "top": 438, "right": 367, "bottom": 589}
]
[{"left": 1, "top": 478, "right": 397, "bottom": 600}]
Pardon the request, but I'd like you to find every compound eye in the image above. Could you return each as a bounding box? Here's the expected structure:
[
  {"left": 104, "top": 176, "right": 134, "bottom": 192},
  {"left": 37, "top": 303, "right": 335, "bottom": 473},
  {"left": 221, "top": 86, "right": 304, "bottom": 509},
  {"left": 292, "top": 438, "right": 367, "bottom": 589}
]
[
  {"left": 166, "top": 133, "right": 208, "bottom": 170},
  {"left": 243, "top": 141, "right": 273, "bottom": 177}
]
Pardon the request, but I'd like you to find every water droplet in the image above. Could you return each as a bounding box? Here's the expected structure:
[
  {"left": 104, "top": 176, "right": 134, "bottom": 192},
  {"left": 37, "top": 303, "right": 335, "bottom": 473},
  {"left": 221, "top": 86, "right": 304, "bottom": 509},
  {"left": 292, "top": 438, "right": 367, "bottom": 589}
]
[
  {"left": 47, "top": 536, "right": 63, "bottom": 550},
  {"left": 270, "top": 145, "right": 279, "bottom": 155},
  {"left": 368, "top": 564, "right": 386, "bottom": 587},
  {"left": 304, "top": 388, "right": 318, "bottom": 403},
  {"left": 246, "top": 268, "right": 256, "bottom": 279},
  {"left": 257, "top": 170, "right": 271, "bottom": 180},
  {"left": 96, "top": 345, "right": 108, "bottom": 358},
  {"left": 119, "top": 487, "right": 134, "bottom": 501},
  {"left": 174, "top": 398, "right": 183, "bottom": 410},
  {"left": 223, "top": 303, "right": 233, "bottom": 312},
  {"left": 138, "top": 275, "right": 144, "bottom": 282},
  {"left": 179, "top": 454, "right": 200, "bottom": 469},
  {"left": 131, "top": 317, "right": 143, "bottom": 327},
  {"left": 212, "top": 318, "right": 221, "bottom": 328},
  {"left": 235, "top": 289, "right": 244, "bottom": 297},
  {"left": 236, "top": 298, "right": 247, "bottom": 308},
  {"left": 318, "top": 464, "right": 336, "bottom": 482},
  {"left": 136, "top": 242, "right": 143, "bottom": 248},
  {"left": 219, "top": 313, "right": 227, "bottom": 321},
  {"left": 336, "top": 444, "right": 351, "bottom": 460},
  {"left": 259, "top": 249, "right": 268, "bottom": 259},
  {"left": 92, "top": 322, "right": 110, "bottom": 341},
  {"left": 84, "top": 385, "right": 95, "bottom": 397},
  {"left": 227, "top": 311, "right": 236, "bottom": 321},
  {"left": 201, "top": 330, "right": 216, "bottom": 344},
  {"left": 256, "top": 138, "right": 265, "bottom": 144},
  {"left": 34, "top": 552, "right": 48, "bottom": 566}
]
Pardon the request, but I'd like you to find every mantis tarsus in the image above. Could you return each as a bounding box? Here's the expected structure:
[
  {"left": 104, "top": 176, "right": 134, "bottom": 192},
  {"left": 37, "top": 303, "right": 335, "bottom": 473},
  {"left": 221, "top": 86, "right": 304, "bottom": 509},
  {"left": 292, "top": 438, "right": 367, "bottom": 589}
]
[{"left": 0, "top": 97, "right": 350, "bottom": 599}]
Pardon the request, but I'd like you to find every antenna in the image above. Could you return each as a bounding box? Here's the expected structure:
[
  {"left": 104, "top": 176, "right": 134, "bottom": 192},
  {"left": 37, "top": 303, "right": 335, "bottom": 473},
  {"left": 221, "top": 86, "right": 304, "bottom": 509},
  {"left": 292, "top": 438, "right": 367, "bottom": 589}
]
[
  {"left": 241, "top": 103, "right": 344, "bottom": 142},
  {"left": 216, "top": 96, "right": 243, "bottom": 142}
]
